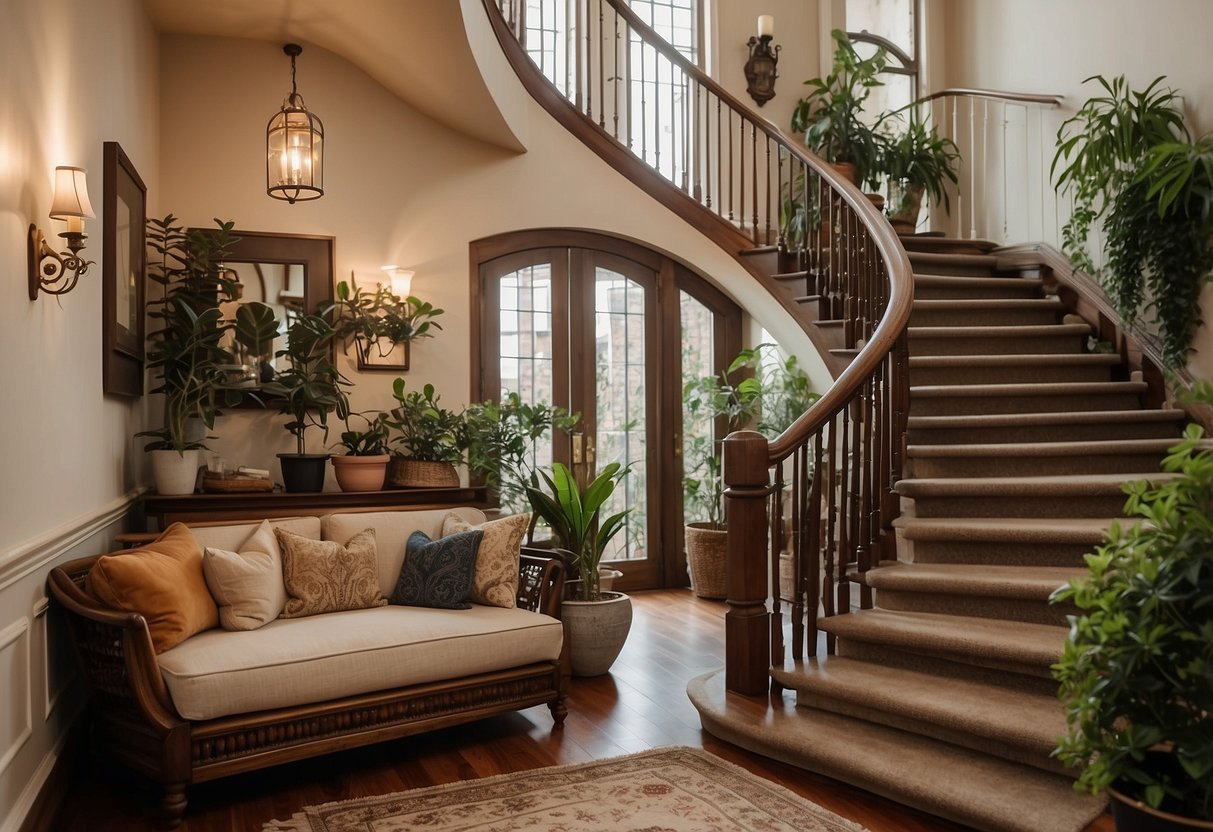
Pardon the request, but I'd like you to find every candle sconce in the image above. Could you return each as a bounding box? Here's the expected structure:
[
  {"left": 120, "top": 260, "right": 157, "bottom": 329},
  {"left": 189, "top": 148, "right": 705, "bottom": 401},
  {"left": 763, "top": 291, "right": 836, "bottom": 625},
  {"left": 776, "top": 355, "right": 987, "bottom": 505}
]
[
  {"left": 744, "top": 16, "right": 780, "bottom": 107},
  {"left": 28, "top": 165, "right": 96, "bottom": 299}
]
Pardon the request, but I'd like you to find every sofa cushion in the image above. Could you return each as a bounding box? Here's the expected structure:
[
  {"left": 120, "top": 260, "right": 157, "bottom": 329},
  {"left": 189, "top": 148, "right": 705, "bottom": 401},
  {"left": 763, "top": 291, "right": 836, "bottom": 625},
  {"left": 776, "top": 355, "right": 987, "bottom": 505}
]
[
  {"left": 156, "top": 605, "right": 564, "bottom": 720},
  {"left": 276, "top": 528, "right": 387, "bottom": 618},
  {"left": 202, "top": 520, "right": 287, "bottom": 631},
  {"left": 86, "top": 523, "right": 217, "bottom": 653},
  {"left": 443, "top": 512, "right": 528, "bottom": 609},
  {"left": 391, "top": 530, "right": 483, "bottom": 609},
  {"left": 322, "top": 508, "right": 487, "bottom": 596}
]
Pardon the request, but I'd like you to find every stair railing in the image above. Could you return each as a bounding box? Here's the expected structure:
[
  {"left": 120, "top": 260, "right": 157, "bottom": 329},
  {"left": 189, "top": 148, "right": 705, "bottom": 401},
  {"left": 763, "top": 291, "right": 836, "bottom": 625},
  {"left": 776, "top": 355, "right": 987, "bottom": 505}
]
[
  {"left": 917, "top": 88, "right": 1065, "bottom": 246},
  {"left": 482, "top": 0, "right": 913, "bottom": 696}
]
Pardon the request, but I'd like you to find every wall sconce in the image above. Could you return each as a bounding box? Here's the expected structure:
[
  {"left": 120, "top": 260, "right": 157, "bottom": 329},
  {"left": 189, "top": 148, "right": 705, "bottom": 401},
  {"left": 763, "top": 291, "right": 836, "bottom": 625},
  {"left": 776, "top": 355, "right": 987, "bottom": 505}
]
[
  {"left": 28, "top": 165, "right": 96, "bottom": 300},
  {"left": 382, "top": 265, "right": 415, "bottom": 299},
  {"left": 267, "top": 43, "right": 324, "bottom": 203},
  {"left": 744, "top": 15, "right": 780, "bottom": 107}
]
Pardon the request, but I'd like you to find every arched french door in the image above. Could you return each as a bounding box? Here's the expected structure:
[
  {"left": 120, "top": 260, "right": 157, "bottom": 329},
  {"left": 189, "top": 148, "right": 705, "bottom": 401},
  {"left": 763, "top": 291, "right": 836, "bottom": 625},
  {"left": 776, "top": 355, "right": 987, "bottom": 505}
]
[{"left": 471, "top": 230, "right": 740, "bottom": 591}]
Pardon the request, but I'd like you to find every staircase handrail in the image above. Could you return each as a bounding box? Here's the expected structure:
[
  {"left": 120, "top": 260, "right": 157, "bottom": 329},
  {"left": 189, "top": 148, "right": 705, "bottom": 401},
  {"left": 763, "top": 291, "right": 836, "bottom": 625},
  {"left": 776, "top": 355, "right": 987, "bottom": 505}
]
[
  {"left": 481, "top": 0, "right": 914, "bottom": 697},
  {"left": 919, "top": 87, "right": 1063, "bottom": 106}
]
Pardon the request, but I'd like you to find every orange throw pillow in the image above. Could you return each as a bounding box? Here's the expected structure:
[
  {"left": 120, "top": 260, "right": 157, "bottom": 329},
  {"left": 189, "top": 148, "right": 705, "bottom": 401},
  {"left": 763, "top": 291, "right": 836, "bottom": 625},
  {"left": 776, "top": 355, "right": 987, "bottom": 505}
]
[{"left": 86, "top": 523, "right": 219, "bottom": 653}]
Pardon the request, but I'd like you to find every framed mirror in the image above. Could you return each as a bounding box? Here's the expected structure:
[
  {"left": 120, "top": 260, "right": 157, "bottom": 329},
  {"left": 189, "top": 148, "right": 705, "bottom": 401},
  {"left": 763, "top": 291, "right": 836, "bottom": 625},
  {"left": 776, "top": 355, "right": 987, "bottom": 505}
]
[
  {"left": 103, "top": 142, "right": 146, "bottom": 397},
  {"left": 190, "top": 229, "right": 335, "bottom": 394}
]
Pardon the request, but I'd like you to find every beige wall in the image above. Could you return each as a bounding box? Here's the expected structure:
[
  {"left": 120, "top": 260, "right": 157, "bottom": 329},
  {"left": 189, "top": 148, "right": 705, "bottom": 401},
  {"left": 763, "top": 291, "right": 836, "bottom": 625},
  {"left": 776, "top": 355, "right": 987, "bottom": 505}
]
[
  {"left": 0, "top": 0, "right": 158, "bottom": 824},
  {"left": 157, "top": 32, "right": 828, "bottom": 486},
  {"left": 937, "top": 0, "right": 1213, "bottom": 379}
]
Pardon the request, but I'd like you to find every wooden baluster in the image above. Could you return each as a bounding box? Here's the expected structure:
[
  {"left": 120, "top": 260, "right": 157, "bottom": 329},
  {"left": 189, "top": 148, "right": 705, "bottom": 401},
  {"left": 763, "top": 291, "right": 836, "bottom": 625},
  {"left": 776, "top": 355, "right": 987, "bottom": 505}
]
[
  {"left": 564, "top": 0, "right": 572, "bottom": 98},
  {"left": 787, "top": 453, "right": 801, "bottom": 659},
  {"left": 585, "top": 0, "right": 593, "bottom": 121},
  {"left": 727, "top": 108, "right": 734, "bottom": 221},
  {"left": 775, "top": 146, "right": 785, "bottom": 251},
  {"left": 598, "top": 0, "right": 606, "bottom": 129},
  {"left": 693, "top": 81, "right": 703, "bottom": 203},
  {"left": 639, "top": 39, "right": 647, "bottom": 164},
  {"left": 612, "top": 8, "right": 620, "bottom": 138},
  {"left": 716, "top": 98, "right": 722, "bottom": 217},
  {"left": 624, "top": 21, "right": 632, "bottom": 148},
  {"left": 750, "top": 122, "right": 759, "bottom": 244},
  {"left": 722, "top": 430, "right": 771, "bottom": 696},
  {"left": 574, "top": 0, "right": 583, "bottom": 111},
  {"left": 806, "top": 433, "right": 824, "bottom": 657},
  {"left": 770, "top": 463, "right": 785, "bottom": 677},
  {"left": 764, "top": 137, "right": 772, "bottom": 246},
  {"left": 858, "top": 375, "right": 874, "bottom": 609},
  {"left": 837, "top": 402, "right": 852, "bottom": 619},
  {"left": 653, "top": 53, "right": 662, "bottom": 176},
  {"left": 823, "top": 416, "right": 838, "bottom": 653}
]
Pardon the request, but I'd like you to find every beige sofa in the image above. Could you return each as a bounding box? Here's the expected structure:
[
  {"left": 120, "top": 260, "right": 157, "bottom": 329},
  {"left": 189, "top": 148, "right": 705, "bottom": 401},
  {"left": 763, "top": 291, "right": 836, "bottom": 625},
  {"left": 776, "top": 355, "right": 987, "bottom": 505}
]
[{"left": 49, "top": 507, "right": 568, "bottom": 828}]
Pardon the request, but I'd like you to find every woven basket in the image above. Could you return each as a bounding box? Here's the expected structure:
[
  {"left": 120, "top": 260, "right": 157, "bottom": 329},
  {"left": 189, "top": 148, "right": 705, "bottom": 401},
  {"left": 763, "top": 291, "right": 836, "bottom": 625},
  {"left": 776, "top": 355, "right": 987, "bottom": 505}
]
[
  {"left": 387, "top": 457, "right": 459, "bottom": 488},
  {"left": 685, "top": 522, "right": 727, "bottom": 599}
]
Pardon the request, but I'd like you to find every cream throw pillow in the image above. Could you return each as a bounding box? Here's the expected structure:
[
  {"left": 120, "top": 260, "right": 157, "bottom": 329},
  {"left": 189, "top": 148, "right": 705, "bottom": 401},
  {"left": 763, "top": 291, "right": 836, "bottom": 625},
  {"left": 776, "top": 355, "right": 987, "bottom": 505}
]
[
  {"left": 441, "top": 512, "right": 529, "bottom": 608},
  {"left": 275, "top": 527, "right": 387, "bottom": 618},
  {"left": 202, "top": 520, "right": 287, "bottom": 631}
]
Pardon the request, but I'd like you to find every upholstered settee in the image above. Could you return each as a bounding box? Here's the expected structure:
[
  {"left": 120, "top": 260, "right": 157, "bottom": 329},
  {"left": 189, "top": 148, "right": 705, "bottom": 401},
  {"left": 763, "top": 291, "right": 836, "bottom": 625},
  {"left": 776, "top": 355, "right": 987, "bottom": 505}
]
[{"left": 47, "top": 507, "right": 567, "bottom": 828}]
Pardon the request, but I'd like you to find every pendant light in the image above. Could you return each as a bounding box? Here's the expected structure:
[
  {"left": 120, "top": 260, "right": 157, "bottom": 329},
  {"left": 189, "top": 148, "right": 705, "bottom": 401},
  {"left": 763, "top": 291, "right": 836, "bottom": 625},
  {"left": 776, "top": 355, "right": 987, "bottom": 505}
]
[{"left": 266, "top": 43, "right": 324, "bottom": 203}]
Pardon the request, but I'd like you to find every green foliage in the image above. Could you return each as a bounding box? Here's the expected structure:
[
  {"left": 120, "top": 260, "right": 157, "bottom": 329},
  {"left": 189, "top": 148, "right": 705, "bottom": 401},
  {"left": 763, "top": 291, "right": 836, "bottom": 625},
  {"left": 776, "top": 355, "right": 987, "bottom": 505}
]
[
  {"left": 333, "top": 411, "right": 390, "bottom": 456},
  {"left": 791, "top": 29, "right": 888, "bottom": 187},
  {"left": 1051, "top": 75, "right": 1213, "bottom": 368},
  {"left": 329, "top": 280, "right": 444, "bottom": 362},
  {"left": 261, "top": 313, "right": 350, "bottom": 455},
  {"left": 877, "top": 112, "right": 960, "bottom": 214},
  {"left": 385, "top": 379, "right": 468, "bottom": 463},
  {"left": 1051, "top": 396, "right": 1213, "bottom": 820},
  {"left": 682, "top": 344, "right": 819, "bottom": 527},
  {"left": 465, "top": 393, "right": 579, "bottom": 512},
  {"left": 525, "top": 462, "right": 630, "bottom": 601},
  {"left": 140, "top": 216, "right": 259, "bottom": 453}
]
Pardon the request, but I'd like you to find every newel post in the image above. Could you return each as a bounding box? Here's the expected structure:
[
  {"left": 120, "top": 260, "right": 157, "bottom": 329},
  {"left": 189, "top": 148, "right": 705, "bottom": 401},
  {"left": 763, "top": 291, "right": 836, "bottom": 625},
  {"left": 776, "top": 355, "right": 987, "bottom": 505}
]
[{"left": 723, "top": 429, "right": 771, "bottom": 695}]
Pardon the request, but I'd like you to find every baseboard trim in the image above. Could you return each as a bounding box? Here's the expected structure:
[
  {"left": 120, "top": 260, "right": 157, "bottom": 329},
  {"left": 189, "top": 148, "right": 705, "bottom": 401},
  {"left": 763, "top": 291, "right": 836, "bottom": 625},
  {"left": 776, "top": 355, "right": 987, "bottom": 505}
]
[
  {"left": 0, "top": 488, "right": 144, "bottom": 593},
  {"left": 6, "top": 711, "right": 84, "bottom": 832}
]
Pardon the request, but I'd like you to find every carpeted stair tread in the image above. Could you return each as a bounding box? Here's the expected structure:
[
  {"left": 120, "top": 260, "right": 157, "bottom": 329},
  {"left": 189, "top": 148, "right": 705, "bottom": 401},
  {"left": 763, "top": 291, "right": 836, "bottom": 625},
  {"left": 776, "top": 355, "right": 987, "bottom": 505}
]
[
  {"left": 909, "top": 353, "right": 1120, "bottom": 369},
  {"left": 909, "top": 322, "right": 1089, "bottom": 340},
  {"left": 894, "top": 515, "right": 1117, "bottom": 543},
  {"left": 912, "top": 297, "right": 1062, "bottom": 311},
  {"left": 913, "top": 273, "right": 1043, "bottom": 294},
  {"left": 853, "top": 561, "right": 1082, "bottom": 600},
  {"left": 771, "top": 656, "right": 1067, "bottom": 761},
  {"left": 911, "top": 380, "right": 1146, "bottom": 399},
  {"left": 907, "top": 251, "right": 1000, "bottom": 275},
  {"left": 689, "top": 670, "right": 1105, "bottom": 832},
  {"left": 906, "top": 407, "right": 1186, "bottom": 444},
  {"left": 896, "top": 471, "right": 1177, "bottom": 498},
  {"left": 819, "top": 609, "right": 1066, "bottom": 672},
  {"left": 908, "top": 408, "right": 1185, "bottom": 430},
  {"left": 908, "top": 436, "right": 1187, "bottom": 457}
]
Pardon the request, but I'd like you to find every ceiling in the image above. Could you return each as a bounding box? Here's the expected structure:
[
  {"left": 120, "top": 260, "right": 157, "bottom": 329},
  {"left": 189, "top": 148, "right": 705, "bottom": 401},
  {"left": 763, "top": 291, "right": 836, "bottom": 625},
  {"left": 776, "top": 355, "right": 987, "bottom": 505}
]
[{"left": 143, "top": 0, "right": 519, "bottom": 149}]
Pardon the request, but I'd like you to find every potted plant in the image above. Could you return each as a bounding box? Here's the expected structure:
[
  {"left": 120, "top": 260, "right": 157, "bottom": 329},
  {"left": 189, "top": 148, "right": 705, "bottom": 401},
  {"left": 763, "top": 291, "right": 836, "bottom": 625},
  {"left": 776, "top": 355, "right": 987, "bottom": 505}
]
[
  {"left": 877, "top": 111, "right": 961, "bottom": 232},
  {"left": 329, "top": 411, "right": 391, "bottom": 492},
  {"left": 139, "top": 216, "right": 255, "bottom": 494},
  {"left": 262, "top": 313, "right": 350, "bottom": 492},
  {"left": 790, "top": 28, "right": 888, "bottom": 188},
  {"left": 526, "top": 461, "right": 631, "bottom": 676},
  {"left": 384, "top": 379, "right": 468, "bottom": 488},
  {"left": 328, "top": 278, "right": 444, "bottom": 368},
  {"left": 1051, "top": 386, "right": 1213, "bottom": 830},
  {"left": 465, "top": 393, "right": 579, "bottom": 513},
  {"left": 681, "top": 344, "right": 818, "bottom": 598},
  {"left": 1052, "top": 74, "right": 1213, "bottom": 369}
]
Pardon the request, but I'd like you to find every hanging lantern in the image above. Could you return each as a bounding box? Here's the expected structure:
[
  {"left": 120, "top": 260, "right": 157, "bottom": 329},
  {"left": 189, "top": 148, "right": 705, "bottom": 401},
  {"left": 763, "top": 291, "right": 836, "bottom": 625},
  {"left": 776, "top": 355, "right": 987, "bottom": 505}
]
[{"left": 267, "top": 43, "right": 324, "bottom": 203}]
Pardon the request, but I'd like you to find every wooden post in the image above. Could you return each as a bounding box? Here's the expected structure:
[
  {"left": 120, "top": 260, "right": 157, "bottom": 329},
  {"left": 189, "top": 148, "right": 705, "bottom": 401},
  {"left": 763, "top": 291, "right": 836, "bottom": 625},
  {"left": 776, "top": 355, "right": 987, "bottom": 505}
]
[{"left": 723, "top": 430, "right": 771, "bottom": 695}]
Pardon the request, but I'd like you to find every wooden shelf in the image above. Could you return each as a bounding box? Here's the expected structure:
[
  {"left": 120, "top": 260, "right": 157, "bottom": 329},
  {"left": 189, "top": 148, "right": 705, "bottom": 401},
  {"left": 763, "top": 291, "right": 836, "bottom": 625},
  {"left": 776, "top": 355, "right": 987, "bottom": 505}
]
[{"left": 141, "top": 486, "right": 488, "bottom": 527}]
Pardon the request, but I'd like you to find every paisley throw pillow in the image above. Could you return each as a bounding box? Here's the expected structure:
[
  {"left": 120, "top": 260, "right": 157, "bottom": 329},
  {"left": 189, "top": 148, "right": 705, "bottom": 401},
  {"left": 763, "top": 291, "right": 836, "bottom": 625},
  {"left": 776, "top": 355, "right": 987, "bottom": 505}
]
[
  {"left": 275, "top": 527, "right": 387, "bottom": 618},
  {"left": 390, "top": 530, "right": 483, "bottom": 610},
  {"left": 441, "top": 512, "right": 529, "bottom": 608}
]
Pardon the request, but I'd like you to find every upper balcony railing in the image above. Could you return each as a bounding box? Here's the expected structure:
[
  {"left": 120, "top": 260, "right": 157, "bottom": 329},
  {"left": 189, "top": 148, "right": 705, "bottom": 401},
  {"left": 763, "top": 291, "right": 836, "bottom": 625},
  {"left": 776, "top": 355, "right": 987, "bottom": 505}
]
[{"left": 483, "top": 0, "right": 913, "bottom": 696}]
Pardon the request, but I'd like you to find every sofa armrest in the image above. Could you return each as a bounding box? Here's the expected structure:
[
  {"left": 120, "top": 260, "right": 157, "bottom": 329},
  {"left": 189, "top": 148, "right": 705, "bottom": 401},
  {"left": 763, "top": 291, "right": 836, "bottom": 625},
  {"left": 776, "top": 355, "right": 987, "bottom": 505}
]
[
  {"left": 47, "top": 559, "right": 184, "bottom": 734},
  {"left": 518, "top": 548, "right": 566, "bottom": 619}
]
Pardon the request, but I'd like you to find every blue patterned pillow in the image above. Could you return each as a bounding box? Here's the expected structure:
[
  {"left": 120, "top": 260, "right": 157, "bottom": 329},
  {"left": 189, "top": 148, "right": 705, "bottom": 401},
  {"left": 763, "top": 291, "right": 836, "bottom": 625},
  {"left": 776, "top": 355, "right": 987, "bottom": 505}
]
[{"left": 390, "top": 530, "right": 483, "bottom": 609}]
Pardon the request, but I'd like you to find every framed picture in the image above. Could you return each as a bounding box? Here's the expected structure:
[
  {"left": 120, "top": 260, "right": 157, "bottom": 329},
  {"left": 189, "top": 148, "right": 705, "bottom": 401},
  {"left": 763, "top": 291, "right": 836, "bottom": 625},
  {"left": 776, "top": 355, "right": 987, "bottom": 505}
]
[
  {"left": 102, "top": 141, "right": 146, "bottom": 397},
  {"left": 356, "top": 338, "right": 411, "bottom": 372}
]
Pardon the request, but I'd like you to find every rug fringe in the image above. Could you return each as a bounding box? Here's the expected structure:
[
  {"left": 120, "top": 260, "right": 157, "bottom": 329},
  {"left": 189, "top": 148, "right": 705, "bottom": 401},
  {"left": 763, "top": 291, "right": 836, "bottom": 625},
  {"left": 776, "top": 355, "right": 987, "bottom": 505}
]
[{"left": 262, "top": 812, "right": 312, "bottom": 831}]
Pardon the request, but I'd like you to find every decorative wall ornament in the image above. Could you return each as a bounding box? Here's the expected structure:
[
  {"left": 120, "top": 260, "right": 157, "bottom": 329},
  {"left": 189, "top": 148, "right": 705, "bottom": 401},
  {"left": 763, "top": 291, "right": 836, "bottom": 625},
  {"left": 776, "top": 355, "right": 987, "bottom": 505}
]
[
  {"left": 744, "top": 15, "right": 780, "bottom": 107},
  {"left": 28, "top": 165, "right": 95, "bottom": 299}
]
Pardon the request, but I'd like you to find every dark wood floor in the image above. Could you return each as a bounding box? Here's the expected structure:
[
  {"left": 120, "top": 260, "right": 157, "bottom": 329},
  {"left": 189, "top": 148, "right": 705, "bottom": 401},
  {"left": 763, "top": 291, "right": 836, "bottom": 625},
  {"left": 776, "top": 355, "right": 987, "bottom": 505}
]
[{"left": 56, "top": 589, "right": 1113, "bottom": 831}]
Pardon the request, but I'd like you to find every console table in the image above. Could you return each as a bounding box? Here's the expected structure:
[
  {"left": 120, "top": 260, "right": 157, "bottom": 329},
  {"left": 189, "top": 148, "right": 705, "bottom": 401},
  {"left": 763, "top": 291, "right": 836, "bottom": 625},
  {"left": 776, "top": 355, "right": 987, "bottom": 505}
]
[{"left": 140, "top": 486, "right": 488, "bottom": 527}]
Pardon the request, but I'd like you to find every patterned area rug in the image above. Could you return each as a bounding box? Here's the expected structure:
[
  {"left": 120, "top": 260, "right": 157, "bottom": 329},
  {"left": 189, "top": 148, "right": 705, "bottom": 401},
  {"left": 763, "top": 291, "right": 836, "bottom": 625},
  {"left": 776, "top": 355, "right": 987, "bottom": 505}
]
[{"left": 263, "top": 747, "right": 869, "bottom": 832}]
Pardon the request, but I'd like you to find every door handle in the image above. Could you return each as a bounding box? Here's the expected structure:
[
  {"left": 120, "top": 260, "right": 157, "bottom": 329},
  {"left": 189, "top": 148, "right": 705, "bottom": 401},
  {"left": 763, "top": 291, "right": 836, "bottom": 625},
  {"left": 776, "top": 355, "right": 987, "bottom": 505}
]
[
  {"left": 586, "top": 436, "right": 596, "bottom": 465},
  {"left": 572, "top": 432, "right": 584, "bottom": 465}
]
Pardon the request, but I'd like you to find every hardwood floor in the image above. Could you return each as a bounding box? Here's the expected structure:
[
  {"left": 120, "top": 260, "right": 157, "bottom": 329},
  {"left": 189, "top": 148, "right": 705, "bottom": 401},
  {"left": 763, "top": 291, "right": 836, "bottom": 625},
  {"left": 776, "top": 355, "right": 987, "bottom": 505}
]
[{"left": 56, "top": 589, "right": 1113, "bottom": 831}]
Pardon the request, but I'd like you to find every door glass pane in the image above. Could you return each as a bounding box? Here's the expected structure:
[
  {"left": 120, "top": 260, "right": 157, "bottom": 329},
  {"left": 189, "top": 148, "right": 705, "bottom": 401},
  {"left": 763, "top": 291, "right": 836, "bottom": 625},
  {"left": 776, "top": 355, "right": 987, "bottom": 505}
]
[
  {"left": 595, "top": 268, "right": 647, "bottom": 561},
  {"left": 498, "top": 264, "right": 555, "bottom": 512},
  {"left": 680, "top": 291, "right": 716, "bottom": 525}
]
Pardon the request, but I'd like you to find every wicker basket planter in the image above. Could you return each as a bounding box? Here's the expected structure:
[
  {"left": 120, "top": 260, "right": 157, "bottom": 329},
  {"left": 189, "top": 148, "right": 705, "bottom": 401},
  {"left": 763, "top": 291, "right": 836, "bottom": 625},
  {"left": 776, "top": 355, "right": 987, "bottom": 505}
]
[
  {"left": 387, "top": 457, "right": 459, "bottom": 488},
  {"left": 685, "top": 522, "right": 727, "bottom": 599}
]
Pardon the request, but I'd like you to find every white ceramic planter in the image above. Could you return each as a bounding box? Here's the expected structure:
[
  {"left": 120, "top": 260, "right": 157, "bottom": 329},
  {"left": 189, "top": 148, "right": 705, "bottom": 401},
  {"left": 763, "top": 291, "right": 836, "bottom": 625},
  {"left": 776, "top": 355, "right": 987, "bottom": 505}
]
[
  {"left": 150, "top": 449, "right": 202, "bottom": 495},
  {"left": 561, "top": 591, "right": 633, "bottom": 677}
]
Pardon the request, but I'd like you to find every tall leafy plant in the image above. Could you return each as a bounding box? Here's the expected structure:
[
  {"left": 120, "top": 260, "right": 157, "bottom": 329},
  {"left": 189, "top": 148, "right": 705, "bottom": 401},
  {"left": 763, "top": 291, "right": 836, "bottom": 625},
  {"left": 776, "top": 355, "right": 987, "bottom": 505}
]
[
  {"left": 466, "top": 393, "right": 579, "bottom": 512},
  {"left": 1051, "top": 385, "right": 1213, "bottom": 820},
  {"left": 263, "top": 313, "right": 350, "bottom": 455},
  {"left": 1052, "top": 75, "right": 1213, "bottom": 368},
  {"left": 525, "top": 462, "right": 630, "bottom": 601}
]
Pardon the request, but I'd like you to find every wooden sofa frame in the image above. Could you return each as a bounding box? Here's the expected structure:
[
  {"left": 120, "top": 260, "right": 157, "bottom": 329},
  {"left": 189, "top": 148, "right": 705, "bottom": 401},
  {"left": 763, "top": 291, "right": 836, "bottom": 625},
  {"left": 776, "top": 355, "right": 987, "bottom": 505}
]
[{"left": 48, "top": 548, "right": 569, "bottom": 828}]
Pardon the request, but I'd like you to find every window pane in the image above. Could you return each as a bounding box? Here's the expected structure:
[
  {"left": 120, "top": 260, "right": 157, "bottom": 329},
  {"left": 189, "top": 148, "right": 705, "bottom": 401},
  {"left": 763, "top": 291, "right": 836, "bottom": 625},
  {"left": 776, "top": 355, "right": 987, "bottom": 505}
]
[{"left": 680, "top": 291, "right": 716, "bottom": 525}]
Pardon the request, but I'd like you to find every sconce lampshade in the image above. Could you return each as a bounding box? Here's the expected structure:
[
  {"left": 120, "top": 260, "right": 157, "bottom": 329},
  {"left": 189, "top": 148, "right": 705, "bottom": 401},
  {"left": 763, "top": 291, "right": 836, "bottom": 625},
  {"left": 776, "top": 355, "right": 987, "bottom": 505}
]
[
  {"left": 267, "top": 43, "right": 324, "bottom": 203},
  {"left": 49, "top": 166, "right": 95, "bottom": 221},
  {"left": 382, "top": 265, "right": 414, "bottom": 298}
]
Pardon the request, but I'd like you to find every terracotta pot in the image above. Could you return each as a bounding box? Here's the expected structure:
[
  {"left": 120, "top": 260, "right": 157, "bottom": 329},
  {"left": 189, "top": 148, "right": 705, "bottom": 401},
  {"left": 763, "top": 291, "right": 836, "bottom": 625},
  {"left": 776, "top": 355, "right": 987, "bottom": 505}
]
[
  {"left": 331, "top": 454, "right": 389, "bottom": 492},
  {"left": 1109, "top": 786, "right": 1213, "bottom": 832},
  {"left": 387, "top": 457, "right": 459, "bottom": 488},
  {"left": 561, "top": 591, "right": 633, "bottom": 676},
  {"left": 887, "top": 178, "right": 925, "bottom": 233},
  {"left": 150, "top": 449, "right": 202, "bottom": 495},
  {"left": 278, "top": 453, "right": 329, "bottom": 493},
  {"left": 831, "top": 161, "right": 860, "bottom": 186},
  {"left": 685, "top": 522, "right": 727, "bottom": 599}
]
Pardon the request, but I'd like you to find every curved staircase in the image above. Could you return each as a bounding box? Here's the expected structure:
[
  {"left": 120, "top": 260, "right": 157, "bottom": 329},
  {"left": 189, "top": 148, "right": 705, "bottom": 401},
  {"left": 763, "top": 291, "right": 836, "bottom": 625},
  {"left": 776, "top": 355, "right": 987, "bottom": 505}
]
[{"left": 688, "top": 247, "right": 1203, "bottom": 831}]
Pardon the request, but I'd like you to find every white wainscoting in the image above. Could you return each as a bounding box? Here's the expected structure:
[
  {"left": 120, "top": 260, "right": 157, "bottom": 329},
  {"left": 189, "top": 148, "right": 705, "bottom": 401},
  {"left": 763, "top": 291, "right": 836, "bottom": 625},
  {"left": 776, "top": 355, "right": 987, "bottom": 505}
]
[{"left": 0, "top": 618, "right": 32, "bottom": 778}]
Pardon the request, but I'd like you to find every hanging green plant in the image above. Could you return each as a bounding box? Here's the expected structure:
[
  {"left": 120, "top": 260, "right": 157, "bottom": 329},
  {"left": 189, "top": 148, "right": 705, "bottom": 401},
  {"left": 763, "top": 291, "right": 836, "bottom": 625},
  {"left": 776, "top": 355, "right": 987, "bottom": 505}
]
[{"left": 1052, "top": 75, "right": 1213, "bottom": 368}]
